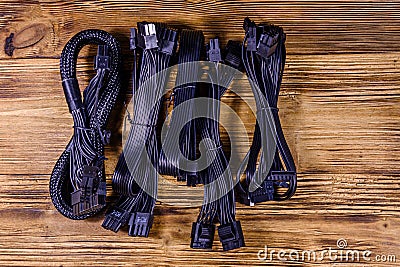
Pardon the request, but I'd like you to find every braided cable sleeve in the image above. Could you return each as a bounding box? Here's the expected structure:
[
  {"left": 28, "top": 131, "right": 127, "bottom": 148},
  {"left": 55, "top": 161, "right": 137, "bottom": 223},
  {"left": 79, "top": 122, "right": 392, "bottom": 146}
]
[{"left": 50, "top": 29, "right": 121, "bottom": 220}]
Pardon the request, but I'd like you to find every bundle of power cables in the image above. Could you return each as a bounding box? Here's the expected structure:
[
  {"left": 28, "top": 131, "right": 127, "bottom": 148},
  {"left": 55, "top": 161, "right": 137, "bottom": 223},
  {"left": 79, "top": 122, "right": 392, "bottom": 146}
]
[
  {"left": 50, "top": 17, "right": 297, "bottom": 252},
  {"left": 157, "top": 29, "right": 203, "bottom": 186},
  {"left": 103, "top": 22, "right": 178, "bottom": 236},
  {"left": 190, "top": 39, "right": 245, "bottom": 250},
  {"left": 235, "top": 18, "right": 297, "bottom": 205}
]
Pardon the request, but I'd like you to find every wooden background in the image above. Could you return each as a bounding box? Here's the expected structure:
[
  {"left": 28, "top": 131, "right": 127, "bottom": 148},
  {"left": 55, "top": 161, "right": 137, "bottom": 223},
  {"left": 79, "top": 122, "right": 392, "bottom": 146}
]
[{"left": 1, "top": 0, "right": 400, "bottom": 266}]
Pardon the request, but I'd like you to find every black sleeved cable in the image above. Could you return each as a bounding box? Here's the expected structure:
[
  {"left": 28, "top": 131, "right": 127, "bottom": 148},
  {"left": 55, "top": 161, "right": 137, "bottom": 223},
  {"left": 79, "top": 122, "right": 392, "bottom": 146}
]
[
  {"left": 103, "top": 22, "right": 178, "bottom": 236},
  {"left": 236, "top": 18, "right": 297, "bottom": 206},
  {"left": 49, "top": 29, "right": 122, "bottom": 220},
  {"left": 191, "top": 39, "right": 245, "bottom": 251},
  {"left": 157, "top": 29, "right": 204, "bottom": 185}
]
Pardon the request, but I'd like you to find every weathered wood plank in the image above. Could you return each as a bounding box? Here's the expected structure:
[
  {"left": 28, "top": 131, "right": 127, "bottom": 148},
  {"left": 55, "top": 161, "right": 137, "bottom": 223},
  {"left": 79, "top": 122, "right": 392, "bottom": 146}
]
[
  {"left": 0, "top": 188, "right": 398, "bottom": 266},
  {"left": 1, "top": 0, "right": 400, "bottom": 58}
]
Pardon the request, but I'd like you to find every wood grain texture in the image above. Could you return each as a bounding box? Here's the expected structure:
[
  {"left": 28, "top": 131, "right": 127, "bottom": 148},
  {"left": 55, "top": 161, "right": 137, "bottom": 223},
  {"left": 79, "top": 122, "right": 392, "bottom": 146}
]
[{"left": 0, "top": 0, "right": 400, "bottom": 266}]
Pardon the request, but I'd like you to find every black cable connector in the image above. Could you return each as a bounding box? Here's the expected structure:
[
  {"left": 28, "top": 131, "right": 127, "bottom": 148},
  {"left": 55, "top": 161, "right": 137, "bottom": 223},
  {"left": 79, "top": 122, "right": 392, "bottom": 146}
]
[
  {"left": 71, "top": 165, "right": 106, "bottom": 215},
  {"left": 137, "top": 22, "right": 158, "bottom": 50},
  {"left": 207, "top": 38, "right": 222, "bottom": 62},
  {"left": 224, "top": 40, "right": 243, "bottom": 70},
  {"left": 128, "top": 212, "right": 154, "bottom": 237},
  {"left": 217, "top": 221, "right": 245, "bottom": 251},
  {"left": 244, "top": 17, "right": 257, "bottom": 52},
  {"left": 157, "top": 27, "right": 177, "bottom": 55},
  {"left": 247, "top": 172, "right": 295, "bottom": 205},
  {"left": 94, "top": 45, "right": 110, "bottom": 70},
  {"left": 248, "top": 180, "right": 274, "bottom": 204},
  {"left": 238, "top": 172, "right": 295, "bottom": 205},
  {"left": 190, "top": 222, "right": 215, "bottom": 249},
  {"left": 256, "top": 29, "right": 281, "bottom": 59},
  {"left": 130, "top": 28, "right": 137, "bottom": 50},
  {"left": 102, "top": 206, "right": 131, "bottom": 233},
  {"left": 186, "top": 174, "right": 197, "bottom": 187}
]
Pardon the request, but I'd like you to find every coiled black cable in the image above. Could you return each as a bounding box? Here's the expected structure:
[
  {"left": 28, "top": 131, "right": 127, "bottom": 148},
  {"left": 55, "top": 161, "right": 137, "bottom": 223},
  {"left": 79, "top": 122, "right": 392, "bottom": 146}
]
[
  {"left": 103, "top": 22, "right": 178, "bottom": 236},
  {"left": 236, "top": 18, "right": 297, "bottom": 205},
  {"left": 49, "top": 29, "right": 122, "bottom": 220}
]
